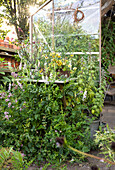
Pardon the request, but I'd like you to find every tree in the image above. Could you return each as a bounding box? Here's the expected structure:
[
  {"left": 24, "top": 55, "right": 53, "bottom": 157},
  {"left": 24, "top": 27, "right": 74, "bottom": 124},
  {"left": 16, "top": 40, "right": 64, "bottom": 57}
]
[{"left": 0, "top": 0, "right": 47, "bottom": 41}]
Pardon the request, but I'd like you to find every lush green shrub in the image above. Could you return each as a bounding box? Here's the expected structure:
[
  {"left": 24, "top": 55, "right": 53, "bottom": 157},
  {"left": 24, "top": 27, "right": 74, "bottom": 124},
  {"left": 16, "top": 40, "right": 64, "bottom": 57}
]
[
  {"left": 0, "top": 45, "right": 106, "bottom": 165},
  {"left": 0, "top": 74, "right": 96, "bottom": 163}
]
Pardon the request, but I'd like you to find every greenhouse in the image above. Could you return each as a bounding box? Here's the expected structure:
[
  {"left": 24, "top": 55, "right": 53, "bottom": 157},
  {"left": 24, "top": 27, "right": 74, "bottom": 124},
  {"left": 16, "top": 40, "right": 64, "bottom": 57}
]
[{"left": 28, "top": 0, "right": 101, "bottom": 83}]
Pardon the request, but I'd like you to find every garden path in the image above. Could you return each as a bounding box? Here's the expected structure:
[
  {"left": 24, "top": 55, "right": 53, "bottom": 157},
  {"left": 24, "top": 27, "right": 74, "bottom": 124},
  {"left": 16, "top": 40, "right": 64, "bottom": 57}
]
[{"left": 101, "top": 103, "right": 115, "bottom": 129}]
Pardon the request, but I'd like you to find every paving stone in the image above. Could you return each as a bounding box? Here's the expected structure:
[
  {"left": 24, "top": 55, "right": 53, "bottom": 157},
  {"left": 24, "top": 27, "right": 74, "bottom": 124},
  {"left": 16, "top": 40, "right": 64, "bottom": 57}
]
[
  {"left": 101, "top": 104, "right": 115, "bottom": 129},
  {"left": 104, "top": 113, "right": 115, "bottom": 116},
  {"left": 107, "top": 109, "right": 115, "bottom": 113}
]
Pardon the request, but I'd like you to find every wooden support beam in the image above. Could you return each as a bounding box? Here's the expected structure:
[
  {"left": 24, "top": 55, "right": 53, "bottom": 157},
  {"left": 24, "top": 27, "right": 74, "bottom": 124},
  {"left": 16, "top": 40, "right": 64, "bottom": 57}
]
[{"left": 101, "top": 0, "right": 114, "bottom": 17}]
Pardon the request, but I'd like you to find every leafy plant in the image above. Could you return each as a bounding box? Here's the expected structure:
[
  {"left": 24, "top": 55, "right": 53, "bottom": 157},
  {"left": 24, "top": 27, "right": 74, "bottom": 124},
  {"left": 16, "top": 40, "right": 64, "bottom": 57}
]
[
  {"left": 102, "top": 20, "right": 115, "bottom": 71},
  {"left": 0, "top": 70, "right": 95, "bottom": 163},
  {"left": 34, "top": 17, "right": 99, "bottom": 54},
  {"left": 94, "top": 124, "right": 115, "bottom": 162},
  {"left": 55, "top": 137, "right": 115, "bottom": 166},
  {"left": 0, "top": 147, "right": 32, "bottom": 169},
  {"left": 0, "top": 58, "right": 5, "bottom": 75}
]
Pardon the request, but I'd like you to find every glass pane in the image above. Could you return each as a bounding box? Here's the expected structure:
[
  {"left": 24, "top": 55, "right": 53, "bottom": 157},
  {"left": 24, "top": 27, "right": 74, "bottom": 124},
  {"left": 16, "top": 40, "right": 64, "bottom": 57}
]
[
  {"left": 54, "top": 0, "right": 100, "bottom": 52},
  {"left": 33, "top": 1, "right": 52, "bottom": 54},
  {"left": 32, "top": 0, "right": 100, "bottom": 81},
  {"left": 33, "top": 0, "right": 100, "bottom": 53}
]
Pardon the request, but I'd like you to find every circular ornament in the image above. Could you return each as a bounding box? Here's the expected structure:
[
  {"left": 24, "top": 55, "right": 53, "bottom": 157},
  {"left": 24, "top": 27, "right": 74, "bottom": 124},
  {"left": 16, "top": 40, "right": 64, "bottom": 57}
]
[{"left": 74, "top": 8, "right": 84, "bottom": 22}]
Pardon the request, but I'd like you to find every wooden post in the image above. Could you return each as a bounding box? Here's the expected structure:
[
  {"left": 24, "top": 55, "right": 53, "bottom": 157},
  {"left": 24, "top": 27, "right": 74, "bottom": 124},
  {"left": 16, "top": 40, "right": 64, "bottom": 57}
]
[{"left": 58, "top": 84, "right": 66, "bottom": 109}]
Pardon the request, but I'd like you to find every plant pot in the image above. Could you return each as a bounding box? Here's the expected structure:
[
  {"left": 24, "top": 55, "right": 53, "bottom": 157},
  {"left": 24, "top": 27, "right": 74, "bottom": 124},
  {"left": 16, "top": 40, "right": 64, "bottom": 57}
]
[{"left": 90, "top": 119, "right": 100, "bottom": 139}]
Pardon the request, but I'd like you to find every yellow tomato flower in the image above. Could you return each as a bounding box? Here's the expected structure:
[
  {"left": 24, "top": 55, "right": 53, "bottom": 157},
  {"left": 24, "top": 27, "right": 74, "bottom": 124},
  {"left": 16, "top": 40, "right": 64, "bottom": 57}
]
[{"left": 70, "top": 54, "right": 74, "bottom": 57}]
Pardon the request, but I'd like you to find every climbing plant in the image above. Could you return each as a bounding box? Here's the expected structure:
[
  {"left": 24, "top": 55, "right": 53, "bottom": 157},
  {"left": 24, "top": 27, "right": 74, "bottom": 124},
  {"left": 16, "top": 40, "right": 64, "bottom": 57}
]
[{"left": 101, "top": 20, "right": 115, "bottom": 71}]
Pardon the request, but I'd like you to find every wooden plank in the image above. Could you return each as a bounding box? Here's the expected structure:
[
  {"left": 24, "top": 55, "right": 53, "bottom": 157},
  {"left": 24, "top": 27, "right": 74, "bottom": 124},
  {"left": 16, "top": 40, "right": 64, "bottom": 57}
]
[
  {"left": 0, "top": 52, "right": 14, "bottom": 58},
  {"left": 13, "top": 78, "right": 77, "bottom": 84},
  {"left": 0, "top": 46, "right": 18, "bottom": 54}
]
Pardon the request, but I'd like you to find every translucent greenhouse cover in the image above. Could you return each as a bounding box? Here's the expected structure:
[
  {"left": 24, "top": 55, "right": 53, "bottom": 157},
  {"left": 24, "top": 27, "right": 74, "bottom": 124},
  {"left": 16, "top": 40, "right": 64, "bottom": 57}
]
[{"left": 33, "top": 0, "right": 100, "bottom": 53}]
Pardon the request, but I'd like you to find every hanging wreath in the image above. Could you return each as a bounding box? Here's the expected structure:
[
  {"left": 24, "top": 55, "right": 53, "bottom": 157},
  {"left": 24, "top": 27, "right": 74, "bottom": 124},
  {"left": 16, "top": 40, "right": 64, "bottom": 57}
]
[{"left": 74, "top": 8, "right": 84, "bottom": 22}]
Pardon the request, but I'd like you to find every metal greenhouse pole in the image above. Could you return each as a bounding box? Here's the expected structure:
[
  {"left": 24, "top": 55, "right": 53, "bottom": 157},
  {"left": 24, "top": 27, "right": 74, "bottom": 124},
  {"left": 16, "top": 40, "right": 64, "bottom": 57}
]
[{"left": 30, "top": 15, "right": 33, "bottom": 60}]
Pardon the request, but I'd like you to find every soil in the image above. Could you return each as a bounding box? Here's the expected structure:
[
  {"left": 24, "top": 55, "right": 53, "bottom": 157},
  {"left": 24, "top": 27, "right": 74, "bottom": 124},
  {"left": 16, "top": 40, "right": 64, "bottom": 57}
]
[{"left": 28, "top": 150, "right": 115, "bottom": 170}]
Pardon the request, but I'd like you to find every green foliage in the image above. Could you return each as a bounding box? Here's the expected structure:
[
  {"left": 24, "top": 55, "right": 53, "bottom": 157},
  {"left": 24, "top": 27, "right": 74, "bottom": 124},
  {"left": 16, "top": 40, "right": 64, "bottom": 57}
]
[
  {"left": 0, "top": 147, "right": 32, "bottom": 169},
  {"left": 1, "top": 0, "right": 29, "bottom": 40},
  {"left": 0, "top": 58, "right": 5, "bottom": 75},
  {"left": 0, "top": 37, "right": 106, "bottom": 163},
  {"left": 0, "top": 0, "right": 48, "bottom": 41},
  {"left": 0, "top": 15, "right": 106, "bottom": 164},
  {"left": 34, "top": 17, "right": 99, "bottom": 53},
  {"left": 94, "top": 124, "right": 115, "bottom": 162},
  {"left": 0, "top": 13, "right": 10, "bottom": 40},
  {"left": 102, "top": 20, "right": 115, "bottom": 71},
  {"left": 0, "top": 72, "right": 96, "bottom": 163}
]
